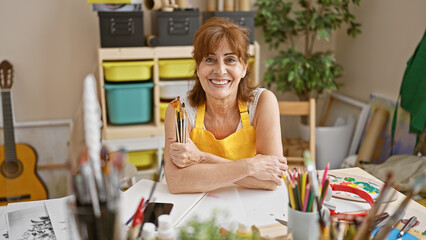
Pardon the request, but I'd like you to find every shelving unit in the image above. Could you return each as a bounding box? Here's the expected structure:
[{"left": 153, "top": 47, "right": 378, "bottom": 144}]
[{"left": 97, "top": 42, "right": 260, "bottom": 141}]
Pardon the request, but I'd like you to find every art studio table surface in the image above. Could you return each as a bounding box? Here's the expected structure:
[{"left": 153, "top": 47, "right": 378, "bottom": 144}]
[
  {"left": 119, "top": 167, "right": 426, "bottom": 239},
  {"left": 184, "top": 167, "right": 426, "bottom": 239}
]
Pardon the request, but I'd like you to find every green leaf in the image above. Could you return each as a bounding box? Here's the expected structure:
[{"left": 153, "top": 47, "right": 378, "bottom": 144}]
[{"left": 288, "top": 71, "right": 295, "bottom": 81}]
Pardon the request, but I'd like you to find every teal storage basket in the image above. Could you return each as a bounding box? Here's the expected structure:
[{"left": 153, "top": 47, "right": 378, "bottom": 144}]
[{"left": 104, "top": 82, "right": 154, "bottom": 124}]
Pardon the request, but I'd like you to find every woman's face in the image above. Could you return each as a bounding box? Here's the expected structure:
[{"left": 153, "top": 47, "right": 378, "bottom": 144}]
[{"left": 196, "top": 39, "right": 247, "bottom": 101}]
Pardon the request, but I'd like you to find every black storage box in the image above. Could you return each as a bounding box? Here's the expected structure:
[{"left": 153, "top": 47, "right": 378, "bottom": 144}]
[
  {"left": 152, "top": 10, "right": 200, "bottom": 46},
  {"left": 98, "top": 11, "right": 144, "bottom": 48},
  {"left": 202, "top": 11, "right": 255, "bottom": 43}
]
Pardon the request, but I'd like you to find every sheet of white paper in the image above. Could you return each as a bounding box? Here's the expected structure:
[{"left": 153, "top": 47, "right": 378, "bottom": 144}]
[
  {"left": 328, "top": 197, "right": 372, "bottom": 213},
  {"left": 176, "top": 186, "right": 246, "bottom": 230},
  {"left": 238, "top": 181, "right": 289, "bottom": 226},
  {"left": 45, "top": 197, "right": 72, "bottom": 240},
  {"left": 0, "top": 208, "right": 8, "bottom": 240},
  {"left": 6, "top": 199, "right": 47, "bottom": 240},
  {"left": 120, "top": 178, "right": 206, "bottom": 228},
  {"left": 7, "top": 204, "right": 55, "bottom": 240}
]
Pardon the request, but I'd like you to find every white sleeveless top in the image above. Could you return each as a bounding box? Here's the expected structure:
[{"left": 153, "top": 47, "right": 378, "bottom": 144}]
[{"left": 180, "top": 88, "right": 266, "bottom": 131}]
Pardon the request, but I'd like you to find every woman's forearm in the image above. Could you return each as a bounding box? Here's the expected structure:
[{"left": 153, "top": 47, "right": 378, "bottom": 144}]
[
  {"left": 201, "top": 152, "right": 233, "bottom": 164},
  {"left": 166, "top": 154, "right": 284, "bottom": 193},
  {"left": 200, "top": 153, "right": 281, "bottom": 190}
]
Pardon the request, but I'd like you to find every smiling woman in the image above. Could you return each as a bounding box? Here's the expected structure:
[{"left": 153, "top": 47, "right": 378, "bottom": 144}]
[{"left": 163, "top": 17, "right": 288, "bottom": 194}]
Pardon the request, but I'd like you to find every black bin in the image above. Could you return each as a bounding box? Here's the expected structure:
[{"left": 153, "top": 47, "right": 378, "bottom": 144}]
[
  {"left": 202, "top": 11, "right": 255, "bottom": 43},
  {"left": 153, "top": 10, "right": 200, "bottom": 46},
  {"left": 98, "top": 11, "right": 144, "bottom": 48}
]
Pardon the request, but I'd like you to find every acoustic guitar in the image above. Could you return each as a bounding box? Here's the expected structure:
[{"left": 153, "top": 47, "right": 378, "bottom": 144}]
[{"left": 0, "top": 60, "right": 48, "bottom": 206}]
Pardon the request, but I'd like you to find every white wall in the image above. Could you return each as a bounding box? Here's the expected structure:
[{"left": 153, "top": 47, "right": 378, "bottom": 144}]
[
  {"left": 0, "top": 0, "right": 99, "bottom": 122},
  {"left": 335, "top": 0, "right": 426, "bottom": 103}
]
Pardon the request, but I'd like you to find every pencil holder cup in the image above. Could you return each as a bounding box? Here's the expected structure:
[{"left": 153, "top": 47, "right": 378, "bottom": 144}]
[
  {"left": 287, "top": 207, "right": 330, "bottom": 240},
  {"left": 68, "top": 202, "right": 120, "bottom": 240}
]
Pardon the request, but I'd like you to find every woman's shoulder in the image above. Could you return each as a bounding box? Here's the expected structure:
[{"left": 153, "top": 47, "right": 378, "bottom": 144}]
[
  {"left": 250, "top": 89, "right": 279, "bottom": 128},
  {"left": 248, "top": 88, "right": 277, "bottom": 117},
  {"left": 249, "top": 88, "right": 276, "bottom": 107},
  {"left": 256, "top": 89, "right": 277, "bottom": 103},
  {"left": 255, "top": 89, "right": 279, "bottom": 112}
]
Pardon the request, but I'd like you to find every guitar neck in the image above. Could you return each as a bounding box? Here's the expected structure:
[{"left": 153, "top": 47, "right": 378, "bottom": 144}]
[{"left": 1, "top": 90, "right": 17, "bottom": 162}]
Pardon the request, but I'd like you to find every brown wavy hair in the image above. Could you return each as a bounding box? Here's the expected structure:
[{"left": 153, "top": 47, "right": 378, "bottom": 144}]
[{"left": 188, "top": 17, "right": 257, "bottom": 107}]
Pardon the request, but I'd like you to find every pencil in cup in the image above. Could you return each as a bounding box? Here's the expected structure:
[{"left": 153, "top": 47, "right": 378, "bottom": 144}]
[{"left": 286, "top": 169, "right": 317, "bottom": 212}]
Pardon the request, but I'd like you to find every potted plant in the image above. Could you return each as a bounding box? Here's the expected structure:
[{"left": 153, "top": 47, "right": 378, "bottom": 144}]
[
  {"left": 254, "top": 0, "right": 363, "bottom": 169},
  {"left": 254, "top": 0, "right": 362, "bottom": 101}
]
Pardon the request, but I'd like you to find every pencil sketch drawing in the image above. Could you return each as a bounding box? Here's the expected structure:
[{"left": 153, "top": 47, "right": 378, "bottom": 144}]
[{"left": 7, "top": 205, "right": 55, "bottom": 240}]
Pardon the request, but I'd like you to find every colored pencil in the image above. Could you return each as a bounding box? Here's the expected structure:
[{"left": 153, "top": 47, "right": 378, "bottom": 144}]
[
  {"left": 300, "top": 173, "right": 307, "bottom": 207},
  {"left": 321, "top": 162, "right": 330, "bottom": 188},
  {"left": 298, "top": 172, "right": 302, "bottom": 197},
  {"left": 319, "top": 179, "right": 329, "bottom": 205},
  {"left": 302, "top": 183, "right": 311, "bottom": 212},
  {"left": 307, "top": 187, "right": 314, "bottom": 212},
  {"left": 287, "top": 181, "right": 296, "bottom": 210},
  {"left": 294, "top": 182, "right": 302, "bottom": 211}
]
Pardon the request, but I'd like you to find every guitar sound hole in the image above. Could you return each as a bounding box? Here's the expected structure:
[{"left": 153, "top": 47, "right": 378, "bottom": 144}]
[{"left": 1, "top": 160, "right": 23, "bottom": 179}]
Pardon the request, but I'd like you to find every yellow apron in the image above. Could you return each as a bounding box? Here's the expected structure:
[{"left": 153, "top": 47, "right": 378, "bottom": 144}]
[{"left": 190, "top": 100, "right": 256, "bottom": 161}]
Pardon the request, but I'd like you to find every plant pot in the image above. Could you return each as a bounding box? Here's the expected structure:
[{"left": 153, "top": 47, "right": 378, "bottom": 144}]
[{"left": 300, "top": 122, "right": 354, "bottom": 170}]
